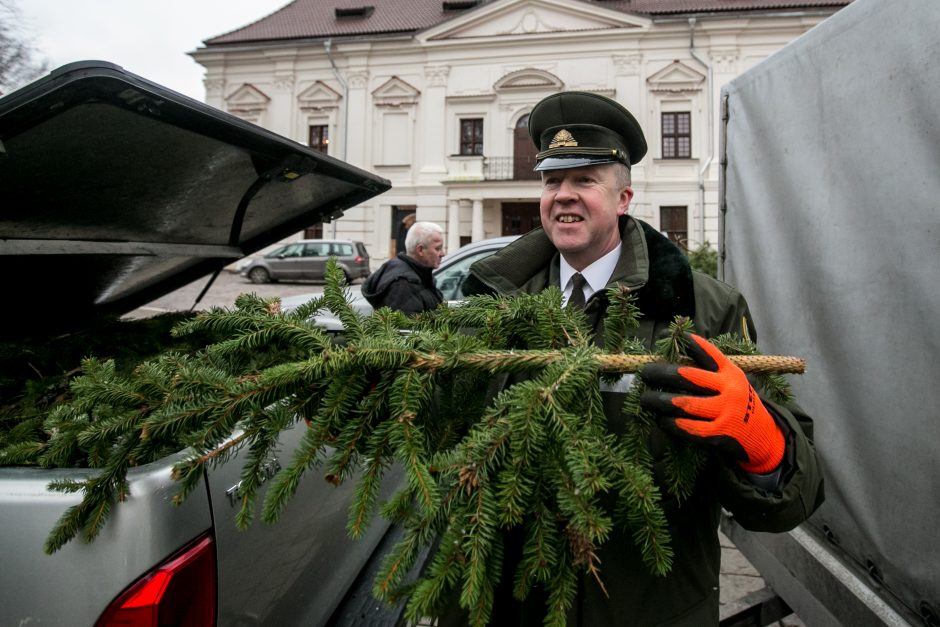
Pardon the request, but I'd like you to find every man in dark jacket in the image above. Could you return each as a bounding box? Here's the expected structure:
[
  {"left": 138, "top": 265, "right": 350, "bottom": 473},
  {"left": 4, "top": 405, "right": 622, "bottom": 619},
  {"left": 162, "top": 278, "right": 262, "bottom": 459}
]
[
  {"left": 441, "top": 91, "right": 824, "bottom": 626},
  {"left": 363, "top": 221, "right": 445, "bottom": 315}
]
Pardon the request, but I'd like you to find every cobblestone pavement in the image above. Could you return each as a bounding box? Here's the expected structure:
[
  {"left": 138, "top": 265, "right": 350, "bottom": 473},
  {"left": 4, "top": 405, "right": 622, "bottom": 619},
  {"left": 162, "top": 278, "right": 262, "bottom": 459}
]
[{"left": 127, "top": 270, "right": 805, "bottom": 625}]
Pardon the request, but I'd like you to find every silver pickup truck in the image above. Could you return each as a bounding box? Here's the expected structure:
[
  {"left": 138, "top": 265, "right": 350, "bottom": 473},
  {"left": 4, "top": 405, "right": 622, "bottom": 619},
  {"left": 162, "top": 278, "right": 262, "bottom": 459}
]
[{"left": 0, "top": 62, "right": 398, "bottom": 626}]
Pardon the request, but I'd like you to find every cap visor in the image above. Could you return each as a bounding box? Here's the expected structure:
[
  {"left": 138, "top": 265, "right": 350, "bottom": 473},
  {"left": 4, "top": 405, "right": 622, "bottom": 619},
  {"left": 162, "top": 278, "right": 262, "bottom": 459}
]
[{"left": 534, "top": 155, "right": 619, "bottom": 172}]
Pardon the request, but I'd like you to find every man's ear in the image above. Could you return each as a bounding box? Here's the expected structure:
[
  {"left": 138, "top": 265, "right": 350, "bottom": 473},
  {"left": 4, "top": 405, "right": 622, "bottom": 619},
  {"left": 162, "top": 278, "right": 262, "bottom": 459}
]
[{"left": 617, "top": 186, "right": 634, "bottom": 216}]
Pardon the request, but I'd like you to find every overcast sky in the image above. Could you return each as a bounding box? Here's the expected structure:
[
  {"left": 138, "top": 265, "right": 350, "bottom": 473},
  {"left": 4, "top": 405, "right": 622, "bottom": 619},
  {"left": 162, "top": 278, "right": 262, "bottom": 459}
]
[{"left": 16, "top": 0, "right": 291, "bottom": 100}]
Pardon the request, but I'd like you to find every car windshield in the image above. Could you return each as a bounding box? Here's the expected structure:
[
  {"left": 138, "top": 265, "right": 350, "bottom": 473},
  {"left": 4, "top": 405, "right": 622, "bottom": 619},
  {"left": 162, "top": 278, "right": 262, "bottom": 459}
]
[{"left": 435, "top": 246, "right": 500, "bottom": 301}]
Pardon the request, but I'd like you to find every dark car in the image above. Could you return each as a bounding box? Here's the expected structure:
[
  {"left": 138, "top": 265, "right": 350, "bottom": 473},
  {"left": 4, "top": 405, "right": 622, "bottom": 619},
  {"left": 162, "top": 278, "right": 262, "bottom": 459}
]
[{"left": 240, "top": 239, "right": 371, "bottom": 284}]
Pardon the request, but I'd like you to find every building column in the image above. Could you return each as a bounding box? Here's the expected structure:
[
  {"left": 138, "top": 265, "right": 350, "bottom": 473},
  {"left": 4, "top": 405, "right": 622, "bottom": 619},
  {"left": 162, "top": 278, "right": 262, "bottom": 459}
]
[
  {"left": 447, "top": 198, "right": 461, "bottom": 253},
  {"left": 345, "top": 69, "right": 370, "bottom": 169},
  {"left": 195, "top": 51, "right": 227, "bottom": 109},
  {"left": 613, "top": 53, "right": 644, "bottom": 181},
  {"left": 471, "top": 199, "right": 484, "bottom": 242},
  {"left": 203, "top": 78, "right": 225, "bottom": 110},
  {"left": 419, "top": 65, "right": 450, "bottom": 183},
  {"left": 269, "top": 74, "right": 296, "bottom": 139},
  {"left": 263, "top": 50, "right": 300, "bottom": 140}
]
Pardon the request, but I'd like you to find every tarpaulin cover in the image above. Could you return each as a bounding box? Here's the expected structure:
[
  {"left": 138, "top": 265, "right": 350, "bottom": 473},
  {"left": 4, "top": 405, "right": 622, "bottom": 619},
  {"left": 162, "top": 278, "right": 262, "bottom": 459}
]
[{"left": 721, "top": 0, "right": 940, "bottom": 619}]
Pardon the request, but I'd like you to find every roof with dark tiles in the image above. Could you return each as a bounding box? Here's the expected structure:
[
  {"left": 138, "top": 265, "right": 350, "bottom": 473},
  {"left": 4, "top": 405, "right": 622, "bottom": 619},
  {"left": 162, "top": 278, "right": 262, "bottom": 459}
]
[{"left": 203, "top": 0, "right": 851, "bottom": 45}]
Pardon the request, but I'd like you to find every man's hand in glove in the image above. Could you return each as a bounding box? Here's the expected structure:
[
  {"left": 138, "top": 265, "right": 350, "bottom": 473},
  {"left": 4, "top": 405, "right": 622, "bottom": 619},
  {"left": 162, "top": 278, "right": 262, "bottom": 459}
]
[{"left": 638, "top": 333, "right": 785, "bottom": 474}]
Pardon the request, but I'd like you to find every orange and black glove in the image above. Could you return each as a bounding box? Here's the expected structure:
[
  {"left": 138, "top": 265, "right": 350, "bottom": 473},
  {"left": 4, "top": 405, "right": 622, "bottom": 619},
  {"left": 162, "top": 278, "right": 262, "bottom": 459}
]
[{"left": 638, "top": 333, "right": 785, "bottom": 474}]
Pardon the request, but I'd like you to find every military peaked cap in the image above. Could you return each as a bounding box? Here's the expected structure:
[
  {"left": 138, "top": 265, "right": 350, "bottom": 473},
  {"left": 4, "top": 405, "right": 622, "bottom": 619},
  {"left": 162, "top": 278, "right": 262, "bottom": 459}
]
[{"left": 528, "top": 91, "right": 647, "bottom": 171}]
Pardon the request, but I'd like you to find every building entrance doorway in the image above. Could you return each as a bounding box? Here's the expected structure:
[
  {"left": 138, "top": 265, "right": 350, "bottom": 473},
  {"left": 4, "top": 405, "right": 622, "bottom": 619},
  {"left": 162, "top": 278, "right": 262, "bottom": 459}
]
[
  {"left": 660, "top": 206, "right": 688, "bottom": 249},
  {"left": 391, "top": 206, "right": 416, "bottom": 257},
  {"left": 501, "top": 202, "right": 541, "bottom": 236}
]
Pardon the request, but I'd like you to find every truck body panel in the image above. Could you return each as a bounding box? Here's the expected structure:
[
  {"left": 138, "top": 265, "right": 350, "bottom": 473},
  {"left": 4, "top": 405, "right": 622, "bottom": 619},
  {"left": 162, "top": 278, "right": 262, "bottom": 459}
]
[
  {"left": 720, "top": 0, "right": 940, "bottom": 622},
  {"left": 0, "top": 453, "right": 212, "bottom": 625},
  {"left": 205, "top": 426, "right": 399, "bottom": 626},
  {"left": 0, "top": 62, "right": 394, "bottom": 626}
]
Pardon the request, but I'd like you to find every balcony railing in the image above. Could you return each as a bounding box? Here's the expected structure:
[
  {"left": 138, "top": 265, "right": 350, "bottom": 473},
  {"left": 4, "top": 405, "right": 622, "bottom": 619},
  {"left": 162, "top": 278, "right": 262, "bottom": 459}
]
[{"left": 483, "top": 156, "right": 540, "bottom": 181}]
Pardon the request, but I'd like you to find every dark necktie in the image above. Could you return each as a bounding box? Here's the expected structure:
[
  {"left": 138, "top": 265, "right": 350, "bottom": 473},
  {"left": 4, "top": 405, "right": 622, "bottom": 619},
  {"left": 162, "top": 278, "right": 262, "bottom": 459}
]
[{"left": 567, "top": 273, "right": 587, "bottom": 309}]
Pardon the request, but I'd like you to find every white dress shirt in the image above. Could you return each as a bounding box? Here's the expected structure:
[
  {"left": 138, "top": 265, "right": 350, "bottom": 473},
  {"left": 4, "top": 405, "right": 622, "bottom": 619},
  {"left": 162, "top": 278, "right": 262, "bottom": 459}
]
[
  {"left": 561, "top": 244, "right": 635, "bottom": 393},
  {"left": 560, "top": 244, "right": 622, "bottom": 307}
]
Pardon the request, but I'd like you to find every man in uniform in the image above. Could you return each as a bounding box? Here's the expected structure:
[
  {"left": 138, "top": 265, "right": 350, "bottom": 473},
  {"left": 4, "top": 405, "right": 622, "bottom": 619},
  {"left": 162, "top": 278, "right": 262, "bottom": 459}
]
[{"left": 448, "top": 91, "right": 824, "bottom": 625}]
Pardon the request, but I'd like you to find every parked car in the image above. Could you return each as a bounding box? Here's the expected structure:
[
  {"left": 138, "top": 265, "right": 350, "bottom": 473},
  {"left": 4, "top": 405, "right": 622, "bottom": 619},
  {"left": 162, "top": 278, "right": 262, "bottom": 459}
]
[
  {"left": 434, "top": 235, "right": 519, "bottom": 301},
  {"left": 240, "top": 239, "right": 371, "bottom": 284}
]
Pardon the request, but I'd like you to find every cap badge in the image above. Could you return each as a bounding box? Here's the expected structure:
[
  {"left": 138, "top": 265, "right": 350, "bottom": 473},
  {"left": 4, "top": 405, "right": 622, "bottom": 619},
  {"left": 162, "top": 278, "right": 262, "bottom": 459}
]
[{"left": 549, "top": 129, "right": 578, "bottom": 149}]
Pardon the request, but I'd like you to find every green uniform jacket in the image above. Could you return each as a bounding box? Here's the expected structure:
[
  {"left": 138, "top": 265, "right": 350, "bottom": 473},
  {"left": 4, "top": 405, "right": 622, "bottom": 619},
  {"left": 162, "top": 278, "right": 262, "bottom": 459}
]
[{"left": 443, "top": 216, "right": 824, "bottom": 627}]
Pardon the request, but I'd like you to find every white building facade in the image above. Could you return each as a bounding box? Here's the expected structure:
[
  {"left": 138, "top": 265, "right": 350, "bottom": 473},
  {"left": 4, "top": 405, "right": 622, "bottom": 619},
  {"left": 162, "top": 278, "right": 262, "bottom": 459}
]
[{"left": 192, "top": 0, "right": 848, "bottom": 263}]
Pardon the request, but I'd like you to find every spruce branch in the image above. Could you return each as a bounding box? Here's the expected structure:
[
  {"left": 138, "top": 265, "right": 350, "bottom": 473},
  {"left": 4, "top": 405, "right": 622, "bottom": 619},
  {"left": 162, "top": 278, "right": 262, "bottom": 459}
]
[
  {"left": 7, "top": 257, "right": 807, "bottom": 626},
  {"left": 513, "top": 501, "right": 559, "bottom": 598}
]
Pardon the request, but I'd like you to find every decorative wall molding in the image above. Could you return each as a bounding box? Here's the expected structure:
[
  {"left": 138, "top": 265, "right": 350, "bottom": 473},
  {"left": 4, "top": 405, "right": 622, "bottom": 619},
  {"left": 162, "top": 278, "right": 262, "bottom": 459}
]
[
  {"left": 298, "top": 80, "right": 343, "bottom": 111},
  {"left": 420, "top": 0, "right": 650, "bottom": 41},
  {"left": 204, "top": 78, "right": 225, "bottom": 96},
  {"left": 424, "top": 65, "right": 451, "bottom": 87},
  {"left": 505, "top": 9, "right": 561, "bottom": 35},
  {"left": 347, "top": 70, "right": 370, "bottom": 89},
  {"left": 647, "top": 60, "right": 706, "bottom": 94},
  {"left": 613, "top": 53, "right": 642, "bottom": 75},
  {"left": 493, "top": 67, "right": 564, "bottom": 91},
  {"left": 372, "top": 76, "right": 421, "bottom": 108},
  {"left": 225, "top": 83, "right": 271, "bottom": 115},
  {"left": 273, "top": 74, "right": 295, "bottom": 91},
  {"left": 710, "top": 48, "right": 740, "bottom": 73}
]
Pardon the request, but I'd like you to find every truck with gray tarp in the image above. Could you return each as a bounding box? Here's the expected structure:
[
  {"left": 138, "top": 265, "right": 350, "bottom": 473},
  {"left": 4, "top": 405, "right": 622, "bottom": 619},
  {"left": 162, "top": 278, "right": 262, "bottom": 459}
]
[{"left": 719, "top": 0, "right": 940, "bottom": 624}]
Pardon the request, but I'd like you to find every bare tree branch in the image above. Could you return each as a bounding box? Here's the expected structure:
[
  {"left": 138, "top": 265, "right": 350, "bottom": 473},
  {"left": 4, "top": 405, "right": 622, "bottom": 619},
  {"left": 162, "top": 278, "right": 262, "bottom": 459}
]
[{"left": 0, "top": 0, "right": 49, "bottom": 95}]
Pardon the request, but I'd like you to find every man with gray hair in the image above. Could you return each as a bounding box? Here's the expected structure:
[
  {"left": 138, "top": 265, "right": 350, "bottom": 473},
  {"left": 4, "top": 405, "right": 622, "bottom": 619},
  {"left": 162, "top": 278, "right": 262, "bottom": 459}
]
[{"left": 363, "top": 221, "right": 445, "bottom": 315}]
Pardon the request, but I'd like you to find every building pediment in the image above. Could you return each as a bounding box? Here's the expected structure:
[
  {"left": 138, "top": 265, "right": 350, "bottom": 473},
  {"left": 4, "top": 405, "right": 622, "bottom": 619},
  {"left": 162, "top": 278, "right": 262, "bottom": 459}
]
[
  {"left": 494, "top": 68, "right": 564, "bottom": 91},
  {"left": 647, "top": 60, "right": 706, "bottom": 94},
  {"left": 372, "top": 76, "right": 421, "bottom": 107},
  {"left": 225, "top": 83, "right": 270, "bottom": 113},
  {"left": 418, "top": 0, "right": 650, "bottom": 42},
  {"left": 297, "top": 80, "right": 342, "bottom": 111}
]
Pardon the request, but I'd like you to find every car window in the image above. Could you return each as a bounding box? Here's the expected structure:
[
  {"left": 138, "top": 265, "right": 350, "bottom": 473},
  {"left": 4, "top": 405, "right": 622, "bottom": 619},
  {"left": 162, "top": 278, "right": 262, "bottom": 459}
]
[
  {"left": 434, "top": 247, "right": 499, "bottom": 301},
  {"left": 333, "top": 243, "right": 353, "bottom": 256},
  {"left": 355, "top": 243, "right": 369, "bottom": 257},
  {"left": 272, "top": 243, "right": 305, "bottom": 258},
  {"left": 265, "top": 245, "right": 288, "bottom": 258},
  {"left": 304, "top": 242, "right": 330, "bottom": 257}
]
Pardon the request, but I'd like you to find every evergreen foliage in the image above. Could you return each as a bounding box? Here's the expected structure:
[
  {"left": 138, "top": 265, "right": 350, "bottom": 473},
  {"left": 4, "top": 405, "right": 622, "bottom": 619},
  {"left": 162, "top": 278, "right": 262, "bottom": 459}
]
[
  {"left": 687, "top": 241, "right": 719, "bottom": 278},
  {"left": 0, "top": 259, "right": 799, "bottom": 626}
]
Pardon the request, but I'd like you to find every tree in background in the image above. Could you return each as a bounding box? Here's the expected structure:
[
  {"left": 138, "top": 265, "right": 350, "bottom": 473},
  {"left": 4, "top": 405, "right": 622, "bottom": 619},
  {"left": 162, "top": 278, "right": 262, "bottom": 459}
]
[
  {"left": 687, "top": 242, "right": 718, "bottom": 278},
  {"left": 0, "top": 0, "right": 48, "bottom": 96}
]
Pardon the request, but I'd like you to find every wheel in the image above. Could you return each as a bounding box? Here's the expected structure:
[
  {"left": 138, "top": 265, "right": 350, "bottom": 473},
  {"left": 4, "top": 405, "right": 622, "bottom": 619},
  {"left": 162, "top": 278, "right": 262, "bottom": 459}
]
[{"left": 248, "top": 267, "right": 270, "bottom": 284}]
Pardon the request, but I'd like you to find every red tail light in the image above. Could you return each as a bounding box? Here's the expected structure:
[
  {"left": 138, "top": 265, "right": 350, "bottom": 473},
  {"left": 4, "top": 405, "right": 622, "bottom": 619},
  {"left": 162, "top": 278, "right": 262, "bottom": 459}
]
[
  {"left": 96, "top": 533, "right": 216, "bottom": 627},
  {"left": 354, "top": 255, "right": 365, "bottom": 263}
]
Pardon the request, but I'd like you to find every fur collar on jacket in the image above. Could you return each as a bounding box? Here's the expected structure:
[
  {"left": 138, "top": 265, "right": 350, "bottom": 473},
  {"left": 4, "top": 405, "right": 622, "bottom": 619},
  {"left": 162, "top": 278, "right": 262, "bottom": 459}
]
[{"left": 466, "top": 215, "right": 695, "bottom": 321}]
